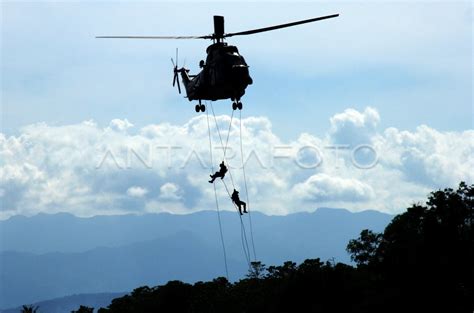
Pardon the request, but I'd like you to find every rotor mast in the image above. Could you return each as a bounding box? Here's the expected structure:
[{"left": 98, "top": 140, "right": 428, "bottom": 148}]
[{"left": 213, "top": 16, "right": 225, "bottom": 43}]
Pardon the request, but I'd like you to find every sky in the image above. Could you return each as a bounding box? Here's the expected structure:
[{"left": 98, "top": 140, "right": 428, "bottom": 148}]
[{"left": 0, "top": 1, "right": 473, "bottom": 219}]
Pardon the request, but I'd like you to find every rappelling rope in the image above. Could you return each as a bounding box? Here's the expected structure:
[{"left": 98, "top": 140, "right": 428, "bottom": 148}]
[
  {"left": 206, "top": 108, "right": 229, "bottom": 280},
  {"left": 221, "top": 179, "right": 252, "bottom": 270},
  {"left": 209, "top": 102, "right": 235, "bottom": 188},
  {"left": 239, "top": 110, "right": 257, "bottom": 262},
  {"left": 207, "top": 101, "right": 255, "bottom": 273},
  {"left": 224, "top": 109, "right": 235, "bottom": 160}
]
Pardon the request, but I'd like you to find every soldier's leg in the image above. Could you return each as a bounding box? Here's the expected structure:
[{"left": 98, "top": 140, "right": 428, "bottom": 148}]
[
  {"left": 242, "top": 201, "right": 247, "bottom": 213},
  {"left": 209, "top": 173, "right": 216, "bottom": 183}
]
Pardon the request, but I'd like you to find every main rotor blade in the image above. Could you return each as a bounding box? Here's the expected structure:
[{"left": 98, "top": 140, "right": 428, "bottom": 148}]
[
  {"left": 224, "top": 14, "right": 339, "bottom": 37},
  {"left": 96, "top": 35, "right": 211, "bottom": 39}
]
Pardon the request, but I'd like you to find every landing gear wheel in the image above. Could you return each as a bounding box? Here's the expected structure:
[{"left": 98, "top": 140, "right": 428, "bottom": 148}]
[
  {"left": 195, "top": 104, "right": 200, "bottom": 113},
  {"left": 237, "top": 102, "right": 243, "bottom": 110},
  {"left": 200, "top": 104, "right": 206, "bottom": 112},
  {"left": 232, "top": 102, "right": 237, "bottom": 110}
]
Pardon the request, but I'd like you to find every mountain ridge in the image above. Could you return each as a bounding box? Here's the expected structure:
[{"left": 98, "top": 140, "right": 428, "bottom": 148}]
[
  {"left": 0, "top": 208, "right": 392, "bottom": 308},
  {"left": 0, "top": 293, "right": 126, "bottom": 313},
  {"left": 0, "top": 208, "right": 390, "bottom": 254}
]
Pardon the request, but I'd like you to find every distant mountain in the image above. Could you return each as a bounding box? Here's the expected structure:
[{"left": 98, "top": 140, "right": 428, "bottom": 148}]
[
  {"left": 0, "top": 293, "right": 125, "bottom": 313},
  {"left": 0, "top": 208, "right": 392, "bottom": 309}
]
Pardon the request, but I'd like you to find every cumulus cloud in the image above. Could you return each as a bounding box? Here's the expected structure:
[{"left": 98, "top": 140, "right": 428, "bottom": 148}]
[
  {"left": 0, "top": 108, "right": 472, "bottom": 219},
  {"left": 159, "top": 183, "right": 181, "bottom": 200},
  {"left": 293, "top": 174, "right": 375, "bottom": 202},
  {"left": 109, "top": 119, "right": 134, "bottom": 132},
  {"left": 380, "top": 125, "right": 474, "bottom": 187},
  {"left": 329, "top": 107, "right": 380, "bottom": 145},
  {"left": 126, "top": 186, "right": 148, "bottom": 198}
]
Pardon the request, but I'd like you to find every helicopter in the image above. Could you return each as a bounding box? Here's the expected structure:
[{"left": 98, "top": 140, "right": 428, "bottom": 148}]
[{"left": 97, "top": 14, "right": 339, "bottom": 112}]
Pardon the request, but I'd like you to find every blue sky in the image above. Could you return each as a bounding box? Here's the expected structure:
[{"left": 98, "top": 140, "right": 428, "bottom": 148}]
[
  {"left": 0, "top": 1, "right": 472, "bottom": 218},
  {"left": 2, "top": 1, "right": 472, "bottom": 137}
]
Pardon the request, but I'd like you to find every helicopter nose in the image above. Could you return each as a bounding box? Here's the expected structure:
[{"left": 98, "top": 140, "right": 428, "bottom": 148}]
[{"left": 232, "top": 65, "right": 251, "bottom": 86}]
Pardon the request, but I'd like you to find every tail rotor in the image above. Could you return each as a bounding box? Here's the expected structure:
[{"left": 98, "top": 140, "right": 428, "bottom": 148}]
[{"left": 171, "top": 48, "right": 182, "bottom": 94}]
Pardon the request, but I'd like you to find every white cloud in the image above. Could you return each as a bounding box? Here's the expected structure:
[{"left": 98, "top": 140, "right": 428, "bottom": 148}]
[
  {"left": 126, "top": 186, "right": 148, "bottom": 198},
  {"left": 109, "top": 119, "right": 134, "bottom": 132},
  {"left": 0, "top": 108, "right": 472, "bottom": 219},
  {"left": 380, "top": 125, "right": 474, "bottom": 187},
  {"left": 159, "top": 183, "right": 181, "bottom": 200},
  {"left": 293, "top": 174, "right": 375, "bottom": 202},
  {"left": 329, "top": 107, "right": 380, "bottom": 145}
]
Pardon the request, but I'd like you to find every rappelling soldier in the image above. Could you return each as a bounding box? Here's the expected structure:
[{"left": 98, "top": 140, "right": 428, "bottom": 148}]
[
  {"left": 231, "top": 189, "right": 247, "bottom": 215},
  {"left": 209, "top": 161, "right": 228, "bottom": 183}
]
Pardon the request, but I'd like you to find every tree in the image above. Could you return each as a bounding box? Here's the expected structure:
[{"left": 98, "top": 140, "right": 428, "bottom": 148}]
[
  {"left": 346, "top": 229, "right": 382, "bottom": 266},
  {"left": 266, "top": 261, "right": 297, "bottom": 279},
  {"left": 372, "top": 182, "right": 473, "bottom": 312},
  {"left": 246, "top": 261, "right": 266, "bottom": 279},
  {"left": 21, "top": 305, "right": 39, "bottom": 313},
  {"left": 379, "top": 183, "right": 473, "bottom": 271},
  {"left": 71, "top": 305, "right": 94, "bottom": 313}
]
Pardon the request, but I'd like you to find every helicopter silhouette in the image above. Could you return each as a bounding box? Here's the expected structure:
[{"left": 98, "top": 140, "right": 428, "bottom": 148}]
[{"left": 97, "top": 14, "right": 339, "bottom": 112}]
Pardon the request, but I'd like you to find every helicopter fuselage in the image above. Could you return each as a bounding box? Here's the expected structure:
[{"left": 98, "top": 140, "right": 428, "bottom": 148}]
[{"left": 179, "top": 42, "right": 253, "bottom": 103}]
